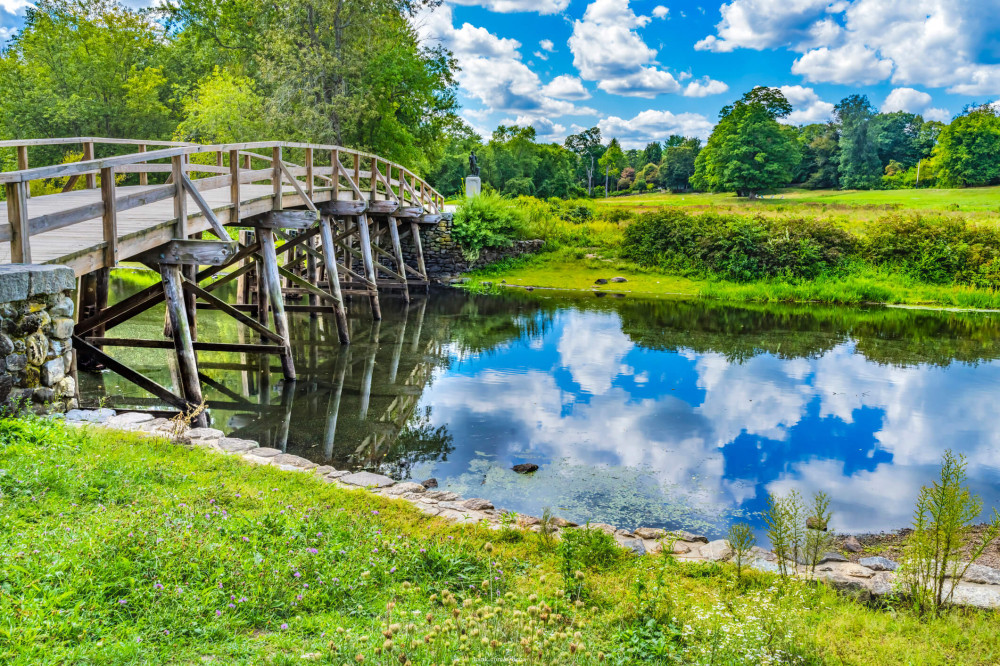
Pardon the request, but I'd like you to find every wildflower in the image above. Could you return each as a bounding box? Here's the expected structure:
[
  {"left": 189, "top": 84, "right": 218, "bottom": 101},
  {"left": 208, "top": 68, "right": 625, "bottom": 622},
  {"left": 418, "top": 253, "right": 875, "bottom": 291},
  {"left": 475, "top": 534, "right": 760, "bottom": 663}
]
[
  {"left": 372, "top": 510, "right": 379, "bottom": 515},
  {"left": 154, "top": 583, "right": 164, "bottom": 590},
  {"left": 216, "top": 610, "right": 222, "bottom": 617},
  {"left": 281, "top": 623, "right": 289, "bottom": 630},
  {"left": 294, "top": 571, "right": 301, "bottom": 578},
  {"left": 303, "top": 583, "right": 309, "bottom": 588},
  {"left": 118, "top": 600, "right": 127, "bottom": 605}
]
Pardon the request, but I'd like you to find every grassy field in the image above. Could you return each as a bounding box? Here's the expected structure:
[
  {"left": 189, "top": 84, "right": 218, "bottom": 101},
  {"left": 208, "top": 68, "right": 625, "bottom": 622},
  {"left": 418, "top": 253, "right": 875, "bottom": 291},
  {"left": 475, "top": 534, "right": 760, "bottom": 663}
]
[
  {"left": 598, "top": 186, "right": 1000, "bottom": 213},
  {"left": 3, "top": 416, "right": 1000, "bottom": 664}
]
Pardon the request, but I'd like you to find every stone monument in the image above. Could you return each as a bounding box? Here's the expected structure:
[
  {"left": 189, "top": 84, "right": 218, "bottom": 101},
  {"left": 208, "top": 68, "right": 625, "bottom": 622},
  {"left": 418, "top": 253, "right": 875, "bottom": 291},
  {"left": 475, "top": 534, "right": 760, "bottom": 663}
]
[{"left": 465, "top": 151, "right": 481, "bottom": 198}]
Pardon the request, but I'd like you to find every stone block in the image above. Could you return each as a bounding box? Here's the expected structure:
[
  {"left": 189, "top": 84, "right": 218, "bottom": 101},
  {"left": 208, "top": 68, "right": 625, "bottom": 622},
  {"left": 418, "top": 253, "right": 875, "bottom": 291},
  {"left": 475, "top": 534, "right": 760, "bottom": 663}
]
[
  {"left": 0, "top": 374, "right": 12, "bottom": 404},
  {"left": 28, "top": 265, "right": 75, "bottom": 297},
  {"left": 218, "top": 437, "right": 259, "bottom": 453},
  {"left": 272, "top": 453, "right": 316, "bottom": 469},
  {"left": 50, "top": 317, "right": 75, "bottom": 340},
  {"left": 65, "top": 408, "right": 115, "bottom": 423},
  {"left": 0, "top": 333, "right": 13, "bottom": 356},
  {"left": 339, "top": 471, "right": 396, "bottom": 488},
  {"left": 55, "top": 375, "right": 76, "bottom": 398},
  {"left": 32, "top": 387, "right": 55, "bottom": 403},
  {"left": 41, "top": 358, "right": 65, "bottom": 385},
  {"left": 49, "top": 295, "right": 74, "bottom": 318},
  {"left": 27, "top": 333, "right": 50, "bottom": 366},
  {"left": 105, "top": 412, "right": 155, "bottom": 429},
  {"left": 6, "top": 353, "right": 26, "bottom": 373},
  {"left": 0, "top": 265, "right": 31, "bottom": 303},
  {"left": 15, "top": 312, "right": 46, "bottom": 337}
]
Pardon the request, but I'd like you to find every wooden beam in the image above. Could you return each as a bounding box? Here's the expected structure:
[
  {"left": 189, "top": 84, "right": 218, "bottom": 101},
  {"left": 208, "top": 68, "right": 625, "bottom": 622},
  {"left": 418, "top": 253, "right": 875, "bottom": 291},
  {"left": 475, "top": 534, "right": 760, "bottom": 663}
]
[
  {"left": 355, "top": 214, "right": 382, "bottom": 320},
  {"left": 242, "top": 209, "right": 319, "bottom": 229},
  {"left": 322, "top": 200, "right": 367, "bottom": 215},
  {"left": 86, "top": 338, "right": 285, "bottom": 354},
  {"left": 162, "top": 264, "right": 206, "bottom": 423},
  {"left": 179, "top": 172, "right": 229, "bottom": 240},
  {"left": 5, "top": 181, "right": 30, "bottom": 263},
  {"left": 259, "top": 230, "right": 296, "bottom": 380},
  {"left": 137, "top": 144, "right": 147, "bottom": 186},
  {"left": 72, "top": 336, "right": 189, "bottom": 411},
  {"left": 171, "top": 155, "right": 187, "bottom": 238},
  {"left": 279, "top": 161, "right": 318, "bottom": 212},
  {"left": 100, "top": 166, "right": 118, "bottom": 268},
  {"left": 272, "top": 146, "right": 283, "bottom": 210},
  {"left": 319, "top": 216, "right": 351, "bottom": 344},
  {"left": 135, "top": 239, "right": 238, "bottom": 267},
  {"left": 229, "top": 149, "right": 241, "bottom": 222},
  {"left": 181, "top": 280, "right": 284, "bottom": 344},
  {"left": 83, "top": 141, "right": 96, "bottom": 189}
]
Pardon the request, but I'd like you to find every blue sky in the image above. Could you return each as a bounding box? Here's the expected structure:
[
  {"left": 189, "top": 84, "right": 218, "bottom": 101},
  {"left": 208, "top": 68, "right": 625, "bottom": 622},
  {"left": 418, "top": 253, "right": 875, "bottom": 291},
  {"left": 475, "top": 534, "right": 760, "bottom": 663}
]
[{"left": 4, "top": 0, "right": 1000, "bottom": 147}]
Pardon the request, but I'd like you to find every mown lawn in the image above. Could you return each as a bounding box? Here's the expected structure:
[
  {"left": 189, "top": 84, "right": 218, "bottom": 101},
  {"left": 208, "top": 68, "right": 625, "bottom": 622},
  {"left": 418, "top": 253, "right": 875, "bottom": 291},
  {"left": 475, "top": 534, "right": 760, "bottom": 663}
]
[
  {"left": 2, "top": 416, "right": 999, "bottom": 664},
  {"left": 597, "top": 186, "right": 1000, "bottom": 213}
]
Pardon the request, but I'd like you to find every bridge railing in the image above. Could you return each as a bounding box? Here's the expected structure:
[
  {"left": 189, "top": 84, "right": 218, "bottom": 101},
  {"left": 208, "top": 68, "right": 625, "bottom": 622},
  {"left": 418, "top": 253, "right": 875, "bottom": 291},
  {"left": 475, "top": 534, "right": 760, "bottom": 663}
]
[{"left": 0, "top": 138, "right": 445, "bottom": 264}]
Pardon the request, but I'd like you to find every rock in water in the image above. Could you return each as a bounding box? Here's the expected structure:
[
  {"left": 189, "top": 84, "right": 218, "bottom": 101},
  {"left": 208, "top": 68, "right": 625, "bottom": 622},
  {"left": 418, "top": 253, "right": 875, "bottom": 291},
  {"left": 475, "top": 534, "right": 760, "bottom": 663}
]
[
  {"left": 610, "top": 276, "right": 628, "bottom": 283},
  {"left": 512, "top": 463, "right": 539, "bottom": 474},
  {"left": 594, "top": 279, "right": 607, "bottom": 285},
  {"left": 859, "top": 556, "right": 899, "bottom": 572},
  {"left": 421, "top": 478, "right": 439, "bottom": 488}
]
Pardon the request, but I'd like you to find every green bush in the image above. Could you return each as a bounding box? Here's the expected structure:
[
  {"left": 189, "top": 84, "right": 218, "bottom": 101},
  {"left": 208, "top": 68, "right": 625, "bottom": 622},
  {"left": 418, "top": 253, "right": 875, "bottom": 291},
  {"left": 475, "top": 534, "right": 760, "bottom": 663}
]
[
  {"left": 452, "top": 191, "right": 527, "bottom": 260},
  {"left": 621, "top": 210, "right": 854, "bottom": 281}
]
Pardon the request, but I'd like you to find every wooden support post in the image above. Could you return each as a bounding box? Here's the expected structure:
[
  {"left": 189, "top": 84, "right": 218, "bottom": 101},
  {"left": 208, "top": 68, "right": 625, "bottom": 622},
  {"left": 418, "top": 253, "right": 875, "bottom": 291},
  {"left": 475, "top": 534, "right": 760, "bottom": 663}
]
[
  {"left": 256, "top": 255, "right": 270, "bottom": 335},
  {"left": 83, "top": 141, "right": 96, "bottom": 189},
  {"left": 5, "top": 181, "right": 30, "bottom": 263},
  {"left": 229, "top": 149, "right": 241, "bottom": 223},
  {"left": 387, "top": 218, "right": 410, "bottom": 302},
  {"left": 162, "top": 264, "right": 208, "bottom": 426},
  {"left": 331, "top": 149, "right": 340, "bottom": 202},
  {"left": 272, "top": 146, "right": 283, "bottom": 210},
  {"left": 355, "top": 214, "right": 382, "bottom": 320},
  {"left": 259, "top": 229, "right": 297, "bottom": 380},
  {"left": 100, "top": 166, "right": 118, "bottom": 268},
  {"left": 138, "top": 144, "right": 148, "bottom": 186},
  {"left": 16, "top": 145, "right": 28, "bottom": 199},
  {"left": 305, "top": 147, "right": 314, "bottom": 200},
  {"left": 319, "top": 215, "right": 351, "bottom": 344},
  {"left": 353, "top": 153, "right": 360, "bottom": 200},
  {"left": 171, "top": 155, "right": 187, "bottom": 238},
  {"left": 410, "top": 221, "right": 428, "bottom": 292}
]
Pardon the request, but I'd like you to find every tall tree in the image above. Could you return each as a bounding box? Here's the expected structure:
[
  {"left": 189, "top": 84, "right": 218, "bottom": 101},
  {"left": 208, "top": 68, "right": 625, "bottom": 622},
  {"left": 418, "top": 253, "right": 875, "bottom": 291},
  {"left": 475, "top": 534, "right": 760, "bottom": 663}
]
[
  {"left": 642, "top": 141, "right": 662, "bottom": 166},
  {"left": 934, "top": 105, "right": 1000, "bottom": 187},
  {"left": 691, "top": 87, "right": 799, "bottom": 196},
  {"left": 870, "top": 111, "right": 925, "bottom": 169},
  {"left": 0, "top": 0, "right": 175, "bottom": 145},
  {"left": 794, "top": 123, "right": 840, "bottom": 189},
  {"left": 564, "top": 126, "right": 604, "bottom": 195},
  {"left": 659, "top": 137, "right": 701, "bottom": 191},
  {"left": 835, "top": 94, "right": 881, "bottom": 189},
  {"left": 598, "top": 138, "right": 627, "bottom": 194}
]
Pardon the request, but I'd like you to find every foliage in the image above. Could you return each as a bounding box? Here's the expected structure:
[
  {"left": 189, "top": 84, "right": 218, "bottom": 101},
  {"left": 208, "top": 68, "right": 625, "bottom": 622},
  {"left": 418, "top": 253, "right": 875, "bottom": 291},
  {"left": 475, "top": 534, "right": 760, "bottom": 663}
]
[
  {"left": 598, "top": 138, "right": 627, "bottom": 192},
  {"left": 726, "top": 523, "right": 756, "bottom": 580},
  {"left": 0, "top": 0, "right": 175, "bottom": 144},
  {"left": 764, "top": 490, "right": 805, "bottom": 577},
  {"left": 692, "top": 87, "right": 800, "bottom": 196},
  {"left": 903, "top": 450, "right": 1000, "bottom": 616},
  {"left": 803, "top": 492, "right": 833, "bottom": 578},
  {"left": 836, "top": 95, "right": 882, "bottom": 190},
  {"left": 659, "top": 139, "right": 701, "bottom": 192},
  {"left": 452, "top": 191, "right": 526, "bottom": 260},
  {"left": 173, "top": 67, "right": 268, "bottom": 143},
  {"left": 933, "top": 105, "right": 1000, "bottom": 187},
  {"left": 621, "top": 209, "right": 855, "bottom": 281}
]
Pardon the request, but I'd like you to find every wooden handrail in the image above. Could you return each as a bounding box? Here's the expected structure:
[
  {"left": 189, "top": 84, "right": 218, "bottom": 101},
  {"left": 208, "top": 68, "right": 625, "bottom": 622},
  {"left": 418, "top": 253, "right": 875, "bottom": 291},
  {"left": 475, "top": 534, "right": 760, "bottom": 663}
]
[{"left": 0, "top": 138, "right": 444, "bottom": 202}]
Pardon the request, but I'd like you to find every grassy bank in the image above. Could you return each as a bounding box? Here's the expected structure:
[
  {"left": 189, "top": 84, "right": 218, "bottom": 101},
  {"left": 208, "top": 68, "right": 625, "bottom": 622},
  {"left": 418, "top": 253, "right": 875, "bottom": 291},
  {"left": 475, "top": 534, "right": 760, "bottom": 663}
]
[
  {"left": 2, "top": 417, "right": 999, "bottom": 664},
  {"left": 454, "top": 191, "right": 1000, "bottom": 308}
]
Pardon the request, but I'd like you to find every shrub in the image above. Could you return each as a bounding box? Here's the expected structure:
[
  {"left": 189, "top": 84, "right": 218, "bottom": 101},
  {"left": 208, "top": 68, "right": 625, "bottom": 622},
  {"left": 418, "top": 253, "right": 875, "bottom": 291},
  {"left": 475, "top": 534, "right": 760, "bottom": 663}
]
[
  {"left": 903, "top": 450, "right": 1000, "bottom": 616},
  {"left": 452, "top": 191, "right": 527, "bottom": 260},
  {"left": 621, "top": 210, "right": 855, "bottom": 281},
  {"left": 726, "top": 523, "right": 756, "bottom": 581}
]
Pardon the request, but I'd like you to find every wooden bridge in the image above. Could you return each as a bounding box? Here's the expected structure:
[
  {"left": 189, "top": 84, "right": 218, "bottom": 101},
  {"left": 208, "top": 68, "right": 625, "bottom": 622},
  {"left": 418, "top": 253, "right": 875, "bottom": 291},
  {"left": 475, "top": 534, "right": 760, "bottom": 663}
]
[{"left": 0, "top": 137, "right": 447, "bottom": 425}]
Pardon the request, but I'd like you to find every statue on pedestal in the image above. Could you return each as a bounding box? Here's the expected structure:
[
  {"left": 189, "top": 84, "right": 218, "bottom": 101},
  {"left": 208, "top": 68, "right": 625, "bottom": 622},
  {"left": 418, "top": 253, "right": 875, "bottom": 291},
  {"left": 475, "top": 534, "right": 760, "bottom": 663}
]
[{"left": 468, "top": 151, "right": 480, "bottom": 177}]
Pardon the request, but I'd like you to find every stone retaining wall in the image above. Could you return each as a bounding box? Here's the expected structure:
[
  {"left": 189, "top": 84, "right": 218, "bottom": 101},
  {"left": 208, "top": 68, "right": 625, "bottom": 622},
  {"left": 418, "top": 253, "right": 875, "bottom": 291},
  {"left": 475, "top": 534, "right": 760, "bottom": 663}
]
[
  {"left": 59, "top": 407, "right": 1000, "bottom": 611},
  {"left": 0, "top": 265, "right": 77, "bottom": 414},
  {"left": 404, "top": 218, "right": 543, "bottom": 279}
]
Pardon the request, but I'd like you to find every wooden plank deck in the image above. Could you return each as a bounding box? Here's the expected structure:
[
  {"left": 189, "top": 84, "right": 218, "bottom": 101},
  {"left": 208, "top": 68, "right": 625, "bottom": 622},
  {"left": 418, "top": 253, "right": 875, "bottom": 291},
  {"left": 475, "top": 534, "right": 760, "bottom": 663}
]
[{"left": 0, "top": 184, "right": 342, "bottom": 275}]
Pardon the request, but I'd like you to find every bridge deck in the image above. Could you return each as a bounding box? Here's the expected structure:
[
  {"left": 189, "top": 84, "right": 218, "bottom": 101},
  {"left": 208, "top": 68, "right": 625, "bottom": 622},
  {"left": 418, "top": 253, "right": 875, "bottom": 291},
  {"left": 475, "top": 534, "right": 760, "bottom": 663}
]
[{"left": 0, "top": 184, "right": 337, "bottom": 275}]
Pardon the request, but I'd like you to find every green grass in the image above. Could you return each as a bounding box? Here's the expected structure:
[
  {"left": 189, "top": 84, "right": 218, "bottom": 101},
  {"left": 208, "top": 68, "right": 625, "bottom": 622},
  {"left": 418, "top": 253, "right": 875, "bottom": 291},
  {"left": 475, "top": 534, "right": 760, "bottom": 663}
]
[
  {"left": 466, "top": 251, "right": 1000, "bottom": 309},
  {"left": 598, "top": 186, "right": 1000, "bottom": 213},
  {"left": 2, "top": 416, "right": 999, "bottom": 664}
]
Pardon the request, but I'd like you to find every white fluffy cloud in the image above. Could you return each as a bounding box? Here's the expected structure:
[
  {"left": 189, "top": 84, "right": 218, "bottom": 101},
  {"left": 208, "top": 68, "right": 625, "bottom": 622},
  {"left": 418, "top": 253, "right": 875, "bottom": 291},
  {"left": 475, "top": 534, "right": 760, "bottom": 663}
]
[
  {"left": 882, "top": 87, "right": 951, "bottom": 122},
  {"left": 539, "top": 39, "right": 555, "bottom": 52},
  {"left": 415, "top": 5, "right": 594, "bottom": 121},
  {"left": 683, "top": 76, "right": 730, "bottom": 97},
  {"left": 791, "top": 44, "right": 893, "bottom": 85},
  {"left": 509, "top": 115, "right": 567, "bottom": 142},
  {"left": 699, "top": 0, "right": 1000, "bottom": 94},
  {"left": 568, "top": 0, "right": 682, "bottom": 97},
  {"left": 652, "top": 5, "right": 669, "bottom": 18},
  {"left": 541, "top": 75, "right": 592, "bottom": 100},
  {"left": 598, "top": 109, "right": 715, "bottom": 148},
  {"left": 0, "top": 0, "right": 31, "bottom": 13},
  {"left": 449, "top": 0, "right": 570, "bottom": 15},
  {"left": 779, "top": 85, "right": 835, "bottom": 124}
]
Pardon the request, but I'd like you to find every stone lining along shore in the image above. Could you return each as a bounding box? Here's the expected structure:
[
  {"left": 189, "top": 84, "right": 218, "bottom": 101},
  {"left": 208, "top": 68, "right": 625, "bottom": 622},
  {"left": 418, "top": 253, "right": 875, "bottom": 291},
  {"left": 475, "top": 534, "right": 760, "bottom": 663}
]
[{"left": 61, "top": 408, "right": 1000, "bottom": 610}]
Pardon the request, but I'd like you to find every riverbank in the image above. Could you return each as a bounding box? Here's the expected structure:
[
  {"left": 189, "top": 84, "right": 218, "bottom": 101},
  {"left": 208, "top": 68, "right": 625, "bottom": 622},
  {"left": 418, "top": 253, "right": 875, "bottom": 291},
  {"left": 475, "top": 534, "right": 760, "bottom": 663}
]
[
  {"left": 3, "top": 414, "right": 999, "bottom": 664},
  {"left": 462, "top": 249, "right": 1000, "bottom": 310}
]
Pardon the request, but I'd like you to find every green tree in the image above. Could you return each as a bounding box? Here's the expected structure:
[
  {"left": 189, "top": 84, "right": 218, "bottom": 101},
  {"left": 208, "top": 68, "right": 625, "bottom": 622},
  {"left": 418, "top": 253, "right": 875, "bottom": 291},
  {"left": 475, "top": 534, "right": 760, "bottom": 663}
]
[
  {"left": 692, "top": 87, "right": 799, "bottom": 196},
  {"left": 659, "top": 138, "right": 700, "bottom": 191},
  {"left": 934, "top": 105, "right": 1000, "bottom": 187},
  {"left": 642, "top": 141, "right": 662, "bottom": 166},
  {"left": 598, "top": 137, "right": 627, "bottom": 194},
  {"left": 564, "top": 126, "right": 604, "bottom": 195},
  {"left": 0, "top": 0, "right": 175, "bottom": 145},
  {"left": 426, "top": 122, "right": 483, "bottom": 197},
  {"left": 835, "top": 94, "right": 881, "bottom": 189},
  {"left": 871, "top": 111, "right": 925, "bottom": 169},
  {"left": 174, "top": 68, "right": 269, "bottom": 142}
]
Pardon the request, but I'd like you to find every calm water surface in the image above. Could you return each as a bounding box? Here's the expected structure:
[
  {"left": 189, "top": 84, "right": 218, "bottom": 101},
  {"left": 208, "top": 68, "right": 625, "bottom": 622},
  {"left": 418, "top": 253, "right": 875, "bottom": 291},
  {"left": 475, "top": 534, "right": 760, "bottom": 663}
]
[{"left": 84, "top": 275, "right": 1000, "bottom": 538}]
